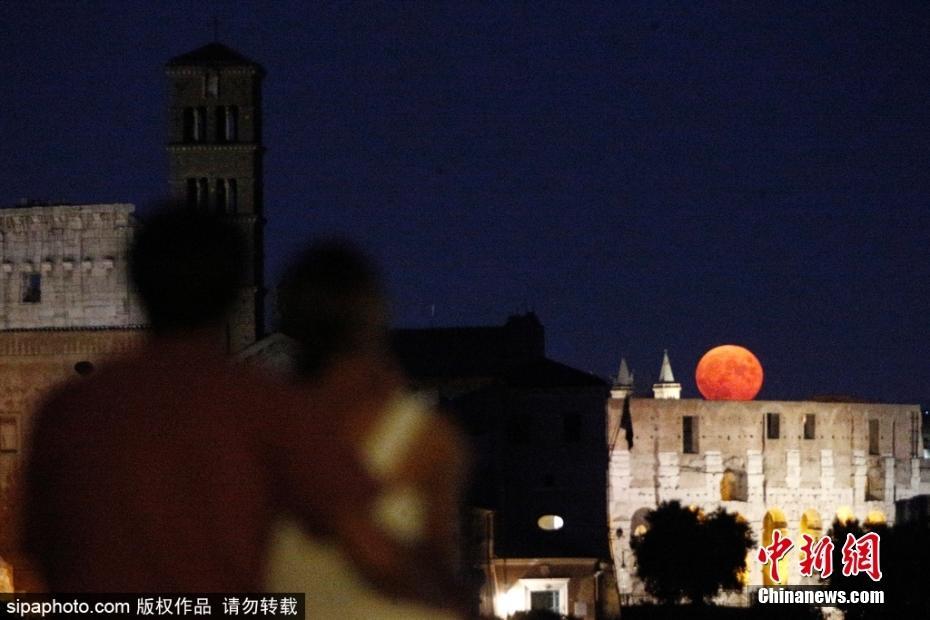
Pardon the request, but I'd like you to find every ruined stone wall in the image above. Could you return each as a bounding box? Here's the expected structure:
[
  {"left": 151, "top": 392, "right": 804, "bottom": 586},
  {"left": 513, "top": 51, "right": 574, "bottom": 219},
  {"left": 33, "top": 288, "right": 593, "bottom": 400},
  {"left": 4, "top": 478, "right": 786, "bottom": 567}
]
[
  {"left": 0, "top": 204, "right": 142, "bottom": 330},
  {"left": 608, "top": 397, "right": 928, "bottom": 592}
]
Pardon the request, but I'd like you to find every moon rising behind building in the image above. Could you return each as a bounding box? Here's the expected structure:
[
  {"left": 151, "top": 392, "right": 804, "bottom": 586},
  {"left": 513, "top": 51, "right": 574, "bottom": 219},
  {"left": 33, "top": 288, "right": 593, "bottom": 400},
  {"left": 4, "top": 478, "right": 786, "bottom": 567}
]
[{"left": 695, "top": 345, "right": 764, "bottom": 400}]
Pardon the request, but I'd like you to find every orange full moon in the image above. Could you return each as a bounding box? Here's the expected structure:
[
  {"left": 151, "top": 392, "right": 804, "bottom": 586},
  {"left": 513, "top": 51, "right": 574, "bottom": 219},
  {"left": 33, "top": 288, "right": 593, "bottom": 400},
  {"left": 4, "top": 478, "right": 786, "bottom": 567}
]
[{"left": 695, "top": 345, "right": 763, "bottom": 400}]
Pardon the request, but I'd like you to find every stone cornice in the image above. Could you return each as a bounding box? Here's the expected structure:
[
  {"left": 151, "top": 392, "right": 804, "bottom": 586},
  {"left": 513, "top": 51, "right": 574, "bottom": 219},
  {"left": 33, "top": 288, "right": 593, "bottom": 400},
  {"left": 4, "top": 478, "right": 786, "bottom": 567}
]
[
  {"left": 167, "top": 144, "right": 263, "bottom": 153},
  {"left": 0, "top": 327, "right": 147, "bottom": 357},
  {"left": 0, "top": 203, "right": 135, "bottom": 217},
  {"left": 165, "top": 66, "right": 262, "bottom": 77}
]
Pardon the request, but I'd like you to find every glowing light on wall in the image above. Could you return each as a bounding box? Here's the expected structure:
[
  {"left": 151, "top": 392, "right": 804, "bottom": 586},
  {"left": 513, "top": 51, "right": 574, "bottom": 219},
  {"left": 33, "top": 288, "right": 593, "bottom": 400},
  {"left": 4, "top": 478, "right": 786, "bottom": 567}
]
[
  {"left": 493, "top": 585, "right": 524, "bottom": 618},
  {"left": 537, "top": 515, "right": 564, "bottom": 530},
  {"left": 835, "top": 506, "right": 855, "bottom": 525}
]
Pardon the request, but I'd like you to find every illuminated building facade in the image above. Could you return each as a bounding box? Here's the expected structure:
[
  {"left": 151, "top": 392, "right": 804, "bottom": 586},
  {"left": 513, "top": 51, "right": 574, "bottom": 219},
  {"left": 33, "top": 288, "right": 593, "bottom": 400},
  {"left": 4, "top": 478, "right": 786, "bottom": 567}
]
[
  {"left": 606, "top": 352, "right": 930, "bottom": 598},
  {"left": 0, "top": 202, "right": 146, "bottom": 590}
]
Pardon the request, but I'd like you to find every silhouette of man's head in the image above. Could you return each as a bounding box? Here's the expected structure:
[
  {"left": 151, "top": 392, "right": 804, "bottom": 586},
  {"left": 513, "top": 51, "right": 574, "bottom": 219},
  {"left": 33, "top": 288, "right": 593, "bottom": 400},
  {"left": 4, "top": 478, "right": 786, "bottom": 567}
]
[
  {"left": 130, "top": 206, "right": 245, "bottom": 333},
  {"left": 277, "top": 240, "right": 386, "bottom": 376}
]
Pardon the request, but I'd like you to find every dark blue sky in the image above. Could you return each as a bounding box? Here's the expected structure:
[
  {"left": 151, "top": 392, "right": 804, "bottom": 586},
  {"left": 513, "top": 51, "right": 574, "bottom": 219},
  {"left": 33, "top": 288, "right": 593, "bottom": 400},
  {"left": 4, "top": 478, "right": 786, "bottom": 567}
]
[{"left": 2, "top": 2, "right": 929, "bottom": 403}]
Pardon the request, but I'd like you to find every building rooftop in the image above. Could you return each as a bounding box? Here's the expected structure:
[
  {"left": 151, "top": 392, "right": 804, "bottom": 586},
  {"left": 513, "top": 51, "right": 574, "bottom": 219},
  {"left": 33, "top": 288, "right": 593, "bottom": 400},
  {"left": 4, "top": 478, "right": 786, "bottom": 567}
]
[
  {"left": 392, "top": 313, "right": 545, "bottom": 380},
  {"left": 166, "top": 42, "right": 263, "bottom": 70},
  {"left": 0, "top": 202, "right": 134, "bottom": 214}
]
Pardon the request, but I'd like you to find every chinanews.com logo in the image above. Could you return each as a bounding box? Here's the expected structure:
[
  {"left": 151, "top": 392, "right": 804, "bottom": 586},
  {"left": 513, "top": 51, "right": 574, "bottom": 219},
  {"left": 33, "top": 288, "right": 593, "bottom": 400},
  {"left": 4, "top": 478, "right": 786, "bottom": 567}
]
[{"left": 754, "top": 530, "right": 884, "bottom": 606}]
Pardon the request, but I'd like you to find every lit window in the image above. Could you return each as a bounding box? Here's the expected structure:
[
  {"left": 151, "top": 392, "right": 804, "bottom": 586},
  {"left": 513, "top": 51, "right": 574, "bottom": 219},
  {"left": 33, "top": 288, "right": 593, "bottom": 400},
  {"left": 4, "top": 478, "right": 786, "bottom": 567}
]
[{"left": 537, "top": 515, "right": 564, "bottom": 531}]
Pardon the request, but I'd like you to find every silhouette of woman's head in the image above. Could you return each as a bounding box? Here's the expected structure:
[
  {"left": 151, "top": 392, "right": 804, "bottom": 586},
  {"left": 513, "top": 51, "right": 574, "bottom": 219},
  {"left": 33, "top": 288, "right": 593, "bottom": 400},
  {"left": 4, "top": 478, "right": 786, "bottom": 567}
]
[{"left": 277, "top": 240, "right": 387, "bottom": 376}]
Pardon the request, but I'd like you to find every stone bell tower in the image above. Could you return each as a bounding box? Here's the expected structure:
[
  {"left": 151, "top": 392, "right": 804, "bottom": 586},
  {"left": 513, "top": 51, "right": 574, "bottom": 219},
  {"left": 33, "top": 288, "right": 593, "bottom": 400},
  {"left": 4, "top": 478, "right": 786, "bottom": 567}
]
[{"left": 165, "top": 42, "right": 265, "bottom": 352}]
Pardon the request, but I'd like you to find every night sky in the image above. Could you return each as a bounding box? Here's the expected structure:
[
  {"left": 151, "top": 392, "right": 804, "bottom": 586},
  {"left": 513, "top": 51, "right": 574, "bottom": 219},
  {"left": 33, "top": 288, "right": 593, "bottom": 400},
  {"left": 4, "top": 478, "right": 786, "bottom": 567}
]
[{"left": 2, "top": 2, "right": 929, "bottom": 403}]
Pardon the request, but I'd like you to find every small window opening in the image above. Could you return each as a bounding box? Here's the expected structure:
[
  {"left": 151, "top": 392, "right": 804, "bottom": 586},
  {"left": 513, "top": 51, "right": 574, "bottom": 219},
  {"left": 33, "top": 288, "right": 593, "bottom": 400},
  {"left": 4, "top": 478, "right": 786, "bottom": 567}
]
[
  {"left": 21, "top": 273, "right": 41, "bottom": 303},
  {"left": 683, "top": 415, "right": 698, "bottom": 453},
  {"left": 766, "top": 412, "right": 780, "bottom": 439},
  {"left": 803, "top": 414, "right": 816, "bottom": 440},
  {"left": 868, "top": 419, "right": 880, "bottom": 455}
]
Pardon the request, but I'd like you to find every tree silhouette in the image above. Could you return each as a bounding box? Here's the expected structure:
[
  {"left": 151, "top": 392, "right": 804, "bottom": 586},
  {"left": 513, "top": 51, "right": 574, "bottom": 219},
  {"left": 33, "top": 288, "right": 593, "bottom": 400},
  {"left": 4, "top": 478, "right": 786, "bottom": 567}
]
[{"left": 631, "top": 501, "right": 753, "bottom": 605}]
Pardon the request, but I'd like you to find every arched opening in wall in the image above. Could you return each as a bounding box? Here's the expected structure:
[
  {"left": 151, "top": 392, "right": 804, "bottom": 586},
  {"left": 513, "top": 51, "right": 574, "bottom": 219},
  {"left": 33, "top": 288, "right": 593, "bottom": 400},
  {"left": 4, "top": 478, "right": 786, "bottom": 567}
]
[
  {"left": 799, "top": 508, "right": 822, "bottom": 581},
  {"left": 225, "top": 106, "right": 238, "bottom": 142},
  {"left": 864, "top": 510, "right": 886, "bottom": 528},
  {"left": 761, "top": 507, "right": 789, "bottom": 585},
  {"left": 196, "top": 178, "right": 208, "bottom": 209},
  {"left": 720, "top": 469, "right": 748, "bottom": 501},
  {"left": 630, "top": 508, "right": 650, "bottom": 542},
  {"left": 835, "top": 506, "right": 855, "bottom": 525},
  {"left": 204, "top": 72, "right": 219, "bottom": 98},
  {"left": 215, "top": 179, "right": 227, "bottom": 213},
  {"left": 800, "top": 509, "right": 822, "bottom": 539},
  {"left": 183, "top": 107, "right": 195, "bottom": 142},
  {"left": 186, "top": 178, "right": 198, "bottom": 208},
  {"left": 866, "top": 465, "right": 884, "bottom": 501},
  {"left": 226, "top": 179, "right": 237, "bottom": 213},
  {"left": 215, "top": 106, "right": 227, "bottom": 143},
  {"left": 193, "top": 107, "right": 206, "bottom": 142}
]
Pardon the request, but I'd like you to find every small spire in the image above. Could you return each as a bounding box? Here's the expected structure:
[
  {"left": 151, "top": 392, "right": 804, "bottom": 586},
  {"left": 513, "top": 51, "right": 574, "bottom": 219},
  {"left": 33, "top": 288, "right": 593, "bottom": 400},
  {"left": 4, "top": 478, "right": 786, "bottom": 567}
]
[
  {"left": 615, "top": 357, "right": 634, "bottom": 387},
  {"left": 657, "top": 349, "right": 675, "bottom": 383},
  {"left": 652, "top": 349, "right": 681, "bottom": 399}
]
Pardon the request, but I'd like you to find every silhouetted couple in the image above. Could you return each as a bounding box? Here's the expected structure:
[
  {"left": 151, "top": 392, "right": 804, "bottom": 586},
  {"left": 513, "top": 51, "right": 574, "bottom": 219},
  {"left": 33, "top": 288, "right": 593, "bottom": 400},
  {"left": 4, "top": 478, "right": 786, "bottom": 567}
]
[{"left": 23, "top": 207, "right": 467, "bottom": 618}]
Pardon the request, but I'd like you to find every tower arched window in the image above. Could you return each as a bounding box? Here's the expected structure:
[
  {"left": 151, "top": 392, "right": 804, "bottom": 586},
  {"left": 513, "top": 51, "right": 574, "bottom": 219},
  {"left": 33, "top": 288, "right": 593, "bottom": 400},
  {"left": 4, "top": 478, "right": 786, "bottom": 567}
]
[
  {"left": 193, "top": 107, "right": 206, "bottom": 142},
  {"left": 215, "top": 107, "right": 226, "bottom": 143},
  {"left": 225, "top": 106, "right": 238, "bottom": 142},
  {"left": 183, "top": 107, "right": 195, "bottom": 142},
  {"left": 186, "top": 178, "right": 197, "bottom": 207},
  {"left": 216, "top": 179, "right": 227, "bottom": 212},
  {"left": 196, "top": 178, "right": 208, "bottom": 209},
  {"left": 226, "top": 179, "right": 238, "bottom": 213},
  {"left": 204, "top": 73, "right": 219, "bottom": 98}
]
